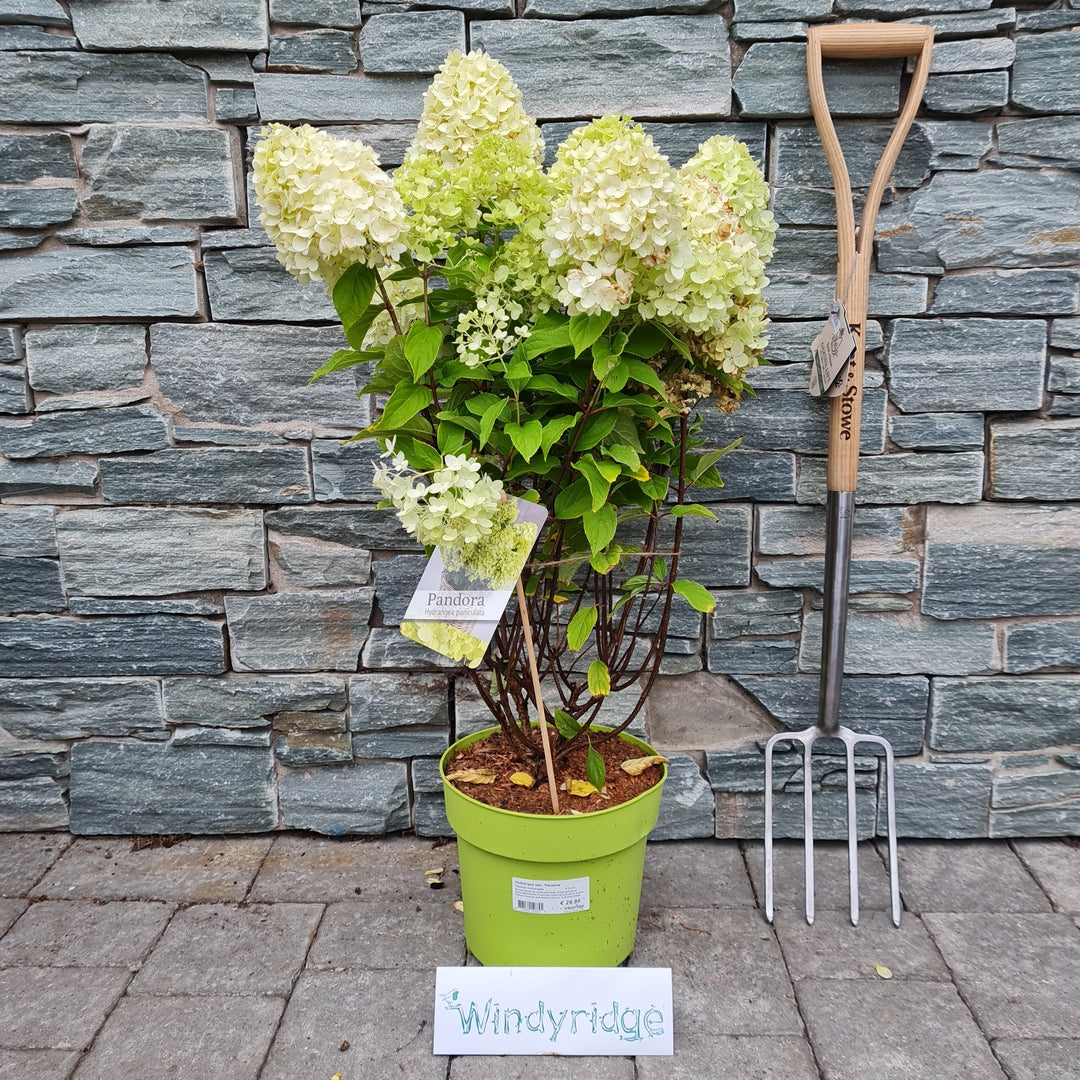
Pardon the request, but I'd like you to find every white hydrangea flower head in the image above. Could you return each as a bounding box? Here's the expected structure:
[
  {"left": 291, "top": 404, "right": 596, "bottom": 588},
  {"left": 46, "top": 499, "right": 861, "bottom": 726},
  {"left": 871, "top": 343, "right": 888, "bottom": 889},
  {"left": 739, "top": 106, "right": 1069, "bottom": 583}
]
[
  {"left": 454, "top": 288, "right": 529, "bottom": 369},
  {"left": 543, "top": 115, "right": 680, "bottom": 316},
  {"left": 408, "top": 50, "right": 544, "bottom": 167},
  {"left": 253, "top": 123, "right": 407, "bottom": 287},
  {"left": 372, "top": 447, "right": 504, "bottom": 549}
]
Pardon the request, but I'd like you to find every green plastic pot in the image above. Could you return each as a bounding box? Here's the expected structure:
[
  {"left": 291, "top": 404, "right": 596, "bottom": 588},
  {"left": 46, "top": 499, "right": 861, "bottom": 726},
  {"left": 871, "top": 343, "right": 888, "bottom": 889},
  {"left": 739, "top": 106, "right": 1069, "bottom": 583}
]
[{"left": 441, "top": 724, "right": 666, "bottom": 967}]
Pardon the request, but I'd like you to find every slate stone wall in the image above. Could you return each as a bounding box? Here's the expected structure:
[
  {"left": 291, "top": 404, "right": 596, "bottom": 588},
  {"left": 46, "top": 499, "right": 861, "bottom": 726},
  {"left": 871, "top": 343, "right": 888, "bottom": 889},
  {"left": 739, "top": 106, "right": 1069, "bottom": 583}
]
[{"left": 1, "top": 0, "right": 1079, "bottom": 840}]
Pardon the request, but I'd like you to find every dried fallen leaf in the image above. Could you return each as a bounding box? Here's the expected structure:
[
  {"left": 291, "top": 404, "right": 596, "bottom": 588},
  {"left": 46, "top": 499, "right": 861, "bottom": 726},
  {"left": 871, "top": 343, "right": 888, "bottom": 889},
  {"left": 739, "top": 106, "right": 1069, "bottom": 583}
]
[
  {"left": 568, "top": 779, "right": 598, "bottom": 797},
  {"left": 425, "top": 866, "right": 445, "bottom": 890},
  {"left": 446, "top": 768, "right": 497, "bottom": 785},
  {"left": 875, "top": 964, "right": 893, "bottom": 980},
  {"left": 339, "top": 1040, "right": 350, "bottom": 1051},
  {"left": 453, "top": 900, "right": 464, "bottom": 913},
  {"left": 424, "top": 867, "right": 445, "bottom": 877},
  {"left": 621, "top": 755, "right": 669, "bottom": 776},
  {"left": 509, "top": 772, "right": 535, "bottom": 788}
]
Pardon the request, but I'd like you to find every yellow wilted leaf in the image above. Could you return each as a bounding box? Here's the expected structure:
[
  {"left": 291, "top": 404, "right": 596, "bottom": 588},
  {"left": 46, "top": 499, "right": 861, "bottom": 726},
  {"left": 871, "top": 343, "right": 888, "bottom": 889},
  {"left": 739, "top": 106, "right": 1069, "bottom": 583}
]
[
  {"left": 446, "top": 768, "right": 497, "bottom": 784},
  {"left": 424, "top": 867, "right": 445, "bottom": 877},
  {"left": 510, "top": 772, "right": 535, "bottom": 788},
  {"left": 875, "top": 964, "right": 893, "bottom": 979},
  {"left": 621, "top": 755, "right": 669, "bottom": 776},
  {"left": 568, "top": 779, "right": 598, "bottom": 797}
]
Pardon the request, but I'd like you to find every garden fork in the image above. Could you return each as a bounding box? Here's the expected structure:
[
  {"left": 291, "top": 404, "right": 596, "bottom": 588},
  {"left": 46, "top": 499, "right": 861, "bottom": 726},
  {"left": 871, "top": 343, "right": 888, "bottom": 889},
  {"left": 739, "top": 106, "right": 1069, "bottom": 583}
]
[{"left": 763, "top": 23, "right": 934, "bottom": 929}]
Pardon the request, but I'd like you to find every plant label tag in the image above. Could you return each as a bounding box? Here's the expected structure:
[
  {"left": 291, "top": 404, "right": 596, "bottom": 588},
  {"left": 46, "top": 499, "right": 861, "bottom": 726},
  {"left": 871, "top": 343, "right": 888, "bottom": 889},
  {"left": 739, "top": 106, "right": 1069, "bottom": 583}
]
[
  {"left": 433, "top": 966, "right": 674, "bottom": 1056},
  {"left": 512, "top": 875, "right": 589, "bottom": 914},
  {"left": 400, "top": 496, "right": 548, "bottom": 668},
  {"left": 810, "top": 302, "right": 857, "bottom": 398}
]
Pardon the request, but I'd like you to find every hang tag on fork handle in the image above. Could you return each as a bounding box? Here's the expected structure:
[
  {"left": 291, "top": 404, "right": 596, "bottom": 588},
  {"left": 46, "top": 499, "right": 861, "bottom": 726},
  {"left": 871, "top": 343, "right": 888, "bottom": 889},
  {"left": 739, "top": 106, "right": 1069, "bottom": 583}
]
[{"left": 809, "top": 302, "right": 857, "bottom": 398}]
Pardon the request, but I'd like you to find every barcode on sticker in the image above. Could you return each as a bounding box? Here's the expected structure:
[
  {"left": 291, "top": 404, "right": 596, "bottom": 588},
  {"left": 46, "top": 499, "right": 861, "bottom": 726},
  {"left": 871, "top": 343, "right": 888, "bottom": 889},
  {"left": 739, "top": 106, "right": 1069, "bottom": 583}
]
[{"left": 511, "top": 876, "right": 589, "bottom": 914}]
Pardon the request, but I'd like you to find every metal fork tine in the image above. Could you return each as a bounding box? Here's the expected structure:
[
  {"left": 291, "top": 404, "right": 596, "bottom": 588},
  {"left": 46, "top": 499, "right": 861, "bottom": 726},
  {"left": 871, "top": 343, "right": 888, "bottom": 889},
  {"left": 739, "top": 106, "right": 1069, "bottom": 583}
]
[
  {"left": 763, "top": 732, "right": 780, "bottom": 924},
  {"left": 844, "top": 729, "right": 860, "bottom": 926},
  {"left": 852, "top": 731, "right": 902, "bottom": 928},
  {"left": 803, "top": 732, "right": 816, "bottom": 926}
]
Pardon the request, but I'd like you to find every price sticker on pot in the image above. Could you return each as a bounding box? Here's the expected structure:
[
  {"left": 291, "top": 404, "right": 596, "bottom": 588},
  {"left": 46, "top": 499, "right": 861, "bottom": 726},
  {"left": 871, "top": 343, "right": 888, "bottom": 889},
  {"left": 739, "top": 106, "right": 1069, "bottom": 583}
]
[
  {"left": 809, "top": 302, "right": 857, "bottom": 397},
  {"left": 512, "top": 876, "right": 590, "bottom": 914}
]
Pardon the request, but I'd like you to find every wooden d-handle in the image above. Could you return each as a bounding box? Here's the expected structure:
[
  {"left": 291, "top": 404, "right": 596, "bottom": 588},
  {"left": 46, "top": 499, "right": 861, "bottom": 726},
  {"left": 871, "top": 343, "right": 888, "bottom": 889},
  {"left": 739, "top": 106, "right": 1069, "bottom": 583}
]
[
  {"left": 812, "top": 23, "right": 934, "bottom": 60},
  {"left": 807, "top": 23, "right": 933, "bottom": 492}
]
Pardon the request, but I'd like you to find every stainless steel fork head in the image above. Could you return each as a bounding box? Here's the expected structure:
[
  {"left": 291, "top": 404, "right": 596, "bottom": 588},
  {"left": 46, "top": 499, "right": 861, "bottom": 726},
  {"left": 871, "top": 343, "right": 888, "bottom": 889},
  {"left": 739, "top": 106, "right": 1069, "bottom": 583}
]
[{"left": 763, "top": 723, "right": 900, "bottom": 928}]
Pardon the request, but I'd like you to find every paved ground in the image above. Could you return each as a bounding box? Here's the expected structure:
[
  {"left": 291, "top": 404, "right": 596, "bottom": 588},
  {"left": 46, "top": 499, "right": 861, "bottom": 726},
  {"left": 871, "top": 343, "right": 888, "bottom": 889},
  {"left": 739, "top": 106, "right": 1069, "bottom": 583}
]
[{"left": 1, "top": 832, "right": 1078, "bottom": 1080}]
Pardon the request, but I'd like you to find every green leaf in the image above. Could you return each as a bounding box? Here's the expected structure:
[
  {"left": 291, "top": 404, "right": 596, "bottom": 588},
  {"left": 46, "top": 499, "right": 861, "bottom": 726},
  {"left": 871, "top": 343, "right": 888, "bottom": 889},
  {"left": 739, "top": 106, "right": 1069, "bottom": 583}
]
[
  {"left": 586, "top": 744, "right": 607, "bottom": 791},
  {"left": 639, "top": 474, "right": 670, "bottom": 502},
  {"left": 673, "top": 579, "right": 717, "bottom": 613},
  {"left": 540, "top": 414, "right": 579, "bottom": 458},
  {"left": 309, "top": 348, "right": 377, "bottom": 384},
  {"left": 526, "top": 374, "right": 578, "bottom": 399},
  {"left": 623, "top": 321, "right": 667, "bottom": 360},
  {"left": 436, "top": 421, "right": 468, "bottom": 456},
  {"left": 604, "top": 360, "right": 630, "bottom": 392},
  {"left": 589, "top": 548, "right": 622, "bottom": 575},
  {"left": 622, "top": 357, "right": 666, "bottom": 395},
  {"left": 478, "top": 399, "right": 505, "bottom": 450},
  {"left": 668, "top": 503, "right": 717, "bottom": 519},
  {"left": 554, "top": 477, "right": 593, "bottom": 520},
  {"left": 403, "top": 321, "right": 444, "bottom": 381},
  {"left": 602, "top": 442, "right": 641, "bottom": 472},
  {"left": 552, "top": 708, "right": 581, "bottom": 739},
  {"left": 568, "top": 312, "right": 611, "bottom": 357},
  {"left": 582, "top": 504, "right": 617, "bottom": 556},
  {"left": 506, "top": 419, "right": 543, "bottom": 461},
  {"left": 522, "top": 312, "right": 572, "bottom": 359},
  {"left": 566, "top": 605, "right": 598, "bottom": 651},
  {"left": 576, "top": 410, "right": 618, "bottom": 451},
  {"left": 650, "top": 319, "right": 692, "bottom": 360},
  {"left": 398, "top": 438, "right": 442, "bottom": 472},
  {"left": 378, "top": 383, "right": 431, "bottom": 431},
  {"left": 693, "top": 465, "right": 725, "bottom": 489},
  {"left": 574, "top": 456, "right": 613, "bottom": 513},
  {"left": 332, "top": 264, "right": 377, "bottom": 348},
  {"left": 587, "top": 660, "right": 611, "bottom": 698}
]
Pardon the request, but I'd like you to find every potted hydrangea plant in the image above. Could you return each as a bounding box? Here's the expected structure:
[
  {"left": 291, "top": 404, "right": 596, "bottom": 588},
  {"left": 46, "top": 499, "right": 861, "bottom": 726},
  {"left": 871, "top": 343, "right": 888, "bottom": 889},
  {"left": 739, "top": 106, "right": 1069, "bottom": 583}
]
[{"left": 253, "top": 50, "right": 775, "bottom": 965}]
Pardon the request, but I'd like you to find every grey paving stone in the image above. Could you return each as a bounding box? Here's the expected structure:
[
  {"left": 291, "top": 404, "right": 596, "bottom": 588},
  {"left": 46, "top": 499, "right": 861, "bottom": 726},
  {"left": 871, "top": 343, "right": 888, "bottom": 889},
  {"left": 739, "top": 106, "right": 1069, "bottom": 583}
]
[
  {"left": 734, "top": 42, "right": 900, "bottom": 119},
  {"left": 270, "top": 534, "right": 371, "bottom": 587},
  {"left": 411, "top": 759, "right": 450, "bottom": 837},
  {"left": 924, "top": 912, "right": 1080, "bottom": 1038},
  {"left": 924, "top": 69, "right": 1008, "bottom": 113},
  {"left": 0, "top": 556, "right": 64, "bottom": 615},
  {"left": 651, "top": 755, "right": 714, "bottom": 841},
  {"left": 31, "top": 836, "right": 274, "bottom": 902},
  {"left": 1012, "top": 840, "right": 1080, "bottom": 913},
  {"left": 266, "top": 504, "right": 421, "bottom": 551},
  {"left": 0, "top": 187, "right": 75, "bottom": 228},
  {"left": 312, "top": 438, "right": 383, "bottom": 503},
  {"left": 631, "top": 907, "right": 802, "bottom": 1035},
  {"left": 1052, "top": 316, "right": 1080, "bottom": 349},
  {"left": 99, "top": 446, "right": 312, "bottom": 506},
  {"left": 755, "top": 555, "right": 920, "bottom": 595},
  {"left": 279, "top": 760, "right": 409, "bottom": 834},
  {"left": 203, "top": 246, "right": 336, "bottom": 322},
  {"left": 25, "top": 324, "right": 145, "bottom": 395},
  {"left": 877, "top": 170, "right": 1080, "bottom": 273},
  {"left": 270, "top": 0, "right": 361, "bottom": 26},
  {"left": 250, "top": 834, "right": 458, "bottom": 903},
  {"left": 0, "top": 900, "right": 172, "bottom": 967},
  {"left": 0, "top": 833, "right": 70, "bottom": 896},
  {"left": 0, "top": 776, "right": 68, "bottom": 831},
  {"left": 990, "top": 802, "right": 1080, "bottom": 837},
  {"left": 993, "top": 1038, "right": 1080, "bottom": 1080},
  {"left": 0, "top": 458, "right": 96, "bottom": 497},
  {"left": 0, "top": 363, "right": 29, "bottom": 413},
  {"left": 472, "top": 17, "right": 730, "bottom": 119},
  {"left": 269, "top": 27, "right": 358, "bottom": 73},
  {"left": 57, "top": 507, "right": 266, "bottom": 596},
  {"left": 0, "top": 404, "right": 169, "bottom": 459},
  {"left": 796, "top": 978, "right": 1007, "bottom": 1080},
  {"left": 259, "top": 969, "right": 444, "bottom": 1080},
  {"left": 69, "top": 0, "right": 267, "bottom": 50},
  {"left": 0, "top": 246, "right": 198, "bottom": 320},
  {"left": 0, "top": 678, "right": 163, "bottom": 740},
  {"left": 756, "top": 504, "right": 908, "bottom": 557},
  {"left": 744, "top": 839, "right": 896, "bottom": 914},
  {"left": 993, "top": 765, "right": 1080, "bottom": 810},
  {"left": 990, "top": 418, "right": 1080, "bottom": 501},
  {"left": 0, "top": 898, "right": 26, "bottom": 936},
  {"left": 80, "top": 125, "right": 238, "bottom": 224},
  {"left": 0, "top": 966, "right": 129, "bottom": 1050},
  {"left": 131, "top": 902, "right": 321, "bottom": 995},
  {"left": 893, "top": 840, "right": 1050, "bottom": 914},
  {"left": 707, "top": 639, "right": 798, "bottom": 675},
  {"left": 0, "top": 1049, "right": 80, "bottom": 1080},
  {"left": 72, "top": 994, "right": 283, "bottom": 1080},
  {"left": 773, "top": 907, "right": 949, "bottom": 980},
  {"left": 637, "top": 1033, "right": 817, "bottom": 1080},
  {"left": 996, "top": 116, "right": 1080, "bottom": 167},
  {"left": 905, "top": 7, "right": 1016, "bottom": 39},
  {"left": 886, "top": 317, "right": 1046, "bottom": 413},
  {"left": 639, "top": 839, "right": 755, "bottom": 909},
  {"left": 151, "top": 323, "right": 364, "bottom": 429},
  {"left": 1049, "top": 357, "right": 1080, "bottom": 393},
  {"left": 362, "top": 627, "right": 461, "bottom": 670},
  {"left": 274, "top": 729, "right": 351, "bottom": 765},
  {"left": 0, "top": 51, "right": 206, "bottom": 123},
  {"left": 359, "top": 11, "right": 463, "bottom": 73},
  {"left": 163, "top": 673, "right": 344, "bottom": 728},
  {"left": 308, "top": 898, "right": 463, "bottom": 969},
  {"left": 0, "top": 615, "right": 225, "bottom": 678},
  {"left": 0, "top": 132, "right": 74, "bottom": 183},
  {"left": 923, "top": 503, "right": 1080, "bottom": 620},
  {"left": 453, "top": 1057, "right": 634, "bottom": 1080}
]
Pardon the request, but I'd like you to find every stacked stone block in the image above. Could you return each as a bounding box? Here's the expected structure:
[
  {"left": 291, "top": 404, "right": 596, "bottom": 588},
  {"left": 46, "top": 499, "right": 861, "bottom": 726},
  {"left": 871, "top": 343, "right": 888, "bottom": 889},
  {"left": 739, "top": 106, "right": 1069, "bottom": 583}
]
[{"left": 1, "top": 0, "right": 1078, "bottom": 840}]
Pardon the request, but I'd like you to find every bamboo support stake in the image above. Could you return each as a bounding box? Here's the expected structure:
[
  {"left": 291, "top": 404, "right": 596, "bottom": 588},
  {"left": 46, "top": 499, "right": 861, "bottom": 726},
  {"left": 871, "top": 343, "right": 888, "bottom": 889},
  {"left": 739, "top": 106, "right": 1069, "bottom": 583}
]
[{"left": 515, "top": 578, "right": 560, "bottom": 815}]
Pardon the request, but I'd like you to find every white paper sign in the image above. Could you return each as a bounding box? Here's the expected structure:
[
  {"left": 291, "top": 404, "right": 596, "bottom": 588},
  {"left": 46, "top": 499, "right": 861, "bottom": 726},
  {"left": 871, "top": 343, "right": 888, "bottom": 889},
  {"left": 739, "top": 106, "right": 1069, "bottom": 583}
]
[
  {"left": 434, "top": 966, "right": 674, "bottom": 1056},
  {"left": 809, "top": 302, "right": 857, "bottom": 398},
  {"left": 512, "top": 875, "right": 590, "bottom": 914}
]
